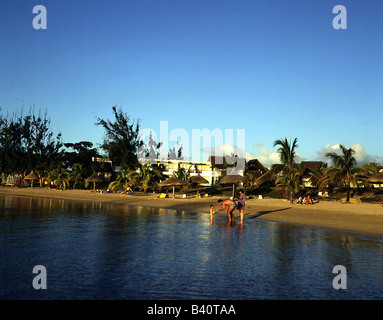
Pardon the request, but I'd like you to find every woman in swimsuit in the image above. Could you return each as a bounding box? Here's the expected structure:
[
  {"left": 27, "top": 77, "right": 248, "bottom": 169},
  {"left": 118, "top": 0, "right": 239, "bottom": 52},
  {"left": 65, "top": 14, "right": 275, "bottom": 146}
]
[{"left": 237, "top": 189, "right": 246, "bottom": 221}]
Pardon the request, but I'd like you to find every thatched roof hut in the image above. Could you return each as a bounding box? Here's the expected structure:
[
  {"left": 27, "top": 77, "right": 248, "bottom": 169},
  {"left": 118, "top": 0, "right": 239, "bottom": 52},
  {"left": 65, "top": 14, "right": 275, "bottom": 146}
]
[
  {"left": 190, "top": 173, "right": 208, "bottom": 185},
  {"left": 219, "top": 174, "right": 246, "bottom": 198},
  {"left": 190, "top": 173, "right": 209, "bottom": 197},
  {"left": 159, "top": 172, "right": 187, "bottom": 198},
  {"left": 25, "top": 171, "right": 38, "bottom": 181},
  {"left": 219, "top": 174, "right": 246, "bottom": 184},
  {"left": 367, "top": 172, "right": 383, "bottom": 184},
  {"left": 86, "top": 172, "right": 102, "bottom": 190},
  {"left": 25, "top": 171, "right": 38, "bottom": 188},
  {"left": 246, "top": 159, "right": 268, "bottom": 178}
]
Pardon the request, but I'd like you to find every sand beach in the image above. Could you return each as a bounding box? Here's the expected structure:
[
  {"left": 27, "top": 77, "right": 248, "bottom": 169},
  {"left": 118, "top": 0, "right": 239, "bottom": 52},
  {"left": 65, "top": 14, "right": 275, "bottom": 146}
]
[{"left": 1, "top": 186, "right": 383, "bottom": 237}]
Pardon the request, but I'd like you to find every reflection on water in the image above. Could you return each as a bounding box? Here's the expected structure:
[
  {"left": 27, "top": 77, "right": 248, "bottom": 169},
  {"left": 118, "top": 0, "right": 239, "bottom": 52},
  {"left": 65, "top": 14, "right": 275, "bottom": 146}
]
[{"left": 1, "top": 195, "right": 383, "bottom": 300}]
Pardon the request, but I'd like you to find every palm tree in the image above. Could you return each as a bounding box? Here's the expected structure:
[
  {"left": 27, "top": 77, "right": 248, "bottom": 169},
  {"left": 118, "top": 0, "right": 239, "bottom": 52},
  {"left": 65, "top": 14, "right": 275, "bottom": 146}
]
[
  {"left": 70, "top": 163, "right": 89, "bottom": 189},
  {"left": 245, "top": 172, "right": 257, "bottom": 187},
  {"left": 47, "top": 166, "right": 70, "bottom": 190},
  {"left": 0, "top": 172, "right": 5, "bottom": 185},
  {"left": 303, "top": 162, "right": 327, "bottom": 190},
  {"left": 108, "top": 168, "right": 135, "bottom": 192},
  {"left": 324, "top": 145, "right": 370, "bottom": 202},
  {"left": 128, "top": 163, "right": 161, "bottom": 194},
  {"left": 273, "top": 137, "right": 299, "bottom": 171},
  {"left": 175, "top": 166, "right": 192, "bottom": 193},
  {"left": 257, "top": 137, "right": 301, "bottom": 203},
  {"left": 275, "top": 169, "right": 304, "bottom": 203}
]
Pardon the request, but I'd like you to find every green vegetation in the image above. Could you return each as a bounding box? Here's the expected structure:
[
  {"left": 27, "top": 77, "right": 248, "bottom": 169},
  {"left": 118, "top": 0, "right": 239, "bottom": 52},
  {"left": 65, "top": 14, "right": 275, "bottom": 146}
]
[
  {"left": 0, "top": 108, "right": 63, "bottom": 177},
  {"left": 321, "top": 145, "right": 375, "bottom": 202},
  {"left": 256, "top": 138, "right": 382, "bottom": 203},
  {"left": 0, "top": 107, "right": 382, "bottom": 203},
  {"left": 256, "top": 138, "right": 304, "bottom": 203},
  {"left": 95, "top": 106, "right": 142, "bottom": 170}
]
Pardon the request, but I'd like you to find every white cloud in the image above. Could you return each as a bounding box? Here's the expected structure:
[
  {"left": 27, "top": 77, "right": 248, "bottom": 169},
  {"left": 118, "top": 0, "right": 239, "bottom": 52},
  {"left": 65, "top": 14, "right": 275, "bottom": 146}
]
[
  {"left": 245, "top": 141, "right": 281, "bottom": 167},
  {"left": 199, "top": 143, "right": 244, "bottom": 160},
  {"left": 184, "top": 139, "right": 382, "bottom": 168},
  {"left": 201, "top": 141, "right": 280, "bottom": 167},
  {"left": 316, "top": 143, "right": 383, "bottom": 166}
]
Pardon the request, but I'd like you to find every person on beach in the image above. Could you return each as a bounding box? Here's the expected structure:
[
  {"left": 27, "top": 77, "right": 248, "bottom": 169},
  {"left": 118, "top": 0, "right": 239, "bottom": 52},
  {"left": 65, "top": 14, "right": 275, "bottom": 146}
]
[
  {"left": 210, "top": 204, "right": 215, "bottom": 217},
  {"left": 237, "top": 189, "right": 246, "bottom": 221},
  {"left": 304, "top": 195, "right": 313, "bottom": 205},
  {"left": 215, "top": 199, "right": 237, "bottom": 222},
  {"left": 296, "top": 196, "right": 303, "bottom": 204}
]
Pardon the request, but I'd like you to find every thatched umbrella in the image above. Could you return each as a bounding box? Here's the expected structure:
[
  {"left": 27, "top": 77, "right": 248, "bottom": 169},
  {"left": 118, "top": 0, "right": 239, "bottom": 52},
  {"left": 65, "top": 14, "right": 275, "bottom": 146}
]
[
  {"left": 86, "top": 172, "right": 102, "bottom": 191},
  {"left": 159, "top": 172, "right": 187, "bottom": 198},
  {"left": 219, "top": 174, "right": 246, "bottom": 198},
  {"left": 25, "top": 171, "right": 38, "bottom": 188},
  {"left": 190, "top": 173, "right": 209, "bottom": 197},
  {"left": 367, "top": 172, "right": 383, "bottom": 185}
]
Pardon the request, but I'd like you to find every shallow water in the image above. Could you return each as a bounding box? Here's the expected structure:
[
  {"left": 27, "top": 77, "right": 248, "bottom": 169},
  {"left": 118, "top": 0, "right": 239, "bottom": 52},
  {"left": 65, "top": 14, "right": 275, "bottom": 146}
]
[{"left": 1, "top": 195, "right": 383, "bottom": 300}]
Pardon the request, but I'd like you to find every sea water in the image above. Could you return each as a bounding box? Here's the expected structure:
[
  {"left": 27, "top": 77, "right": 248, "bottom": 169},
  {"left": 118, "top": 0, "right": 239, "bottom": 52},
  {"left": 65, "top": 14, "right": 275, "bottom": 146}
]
[{"left": 1, "top": 195, "right": 383, "bottom": 300}]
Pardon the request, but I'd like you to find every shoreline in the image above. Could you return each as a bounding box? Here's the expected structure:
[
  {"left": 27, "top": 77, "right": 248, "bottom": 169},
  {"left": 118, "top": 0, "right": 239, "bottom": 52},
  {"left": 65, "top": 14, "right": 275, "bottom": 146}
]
[{"left": 1, "top": 187, "right": 383, "bottom": 237}]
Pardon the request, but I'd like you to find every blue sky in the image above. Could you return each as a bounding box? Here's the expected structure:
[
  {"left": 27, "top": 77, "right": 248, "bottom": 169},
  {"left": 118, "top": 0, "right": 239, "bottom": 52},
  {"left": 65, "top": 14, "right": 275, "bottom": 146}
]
[{"left": 1, "top": 0, "right": 382, "bottom": 166}]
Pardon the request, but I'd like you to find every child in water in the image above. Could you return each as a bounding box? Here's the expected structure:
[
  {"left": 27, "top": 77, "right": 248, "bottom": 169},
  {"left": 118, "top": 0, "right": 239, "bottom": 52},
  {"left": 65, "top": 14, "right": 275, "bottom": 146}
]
[
  {"left": 209, "top": 204, "right": 214, "bottom": 224},
  {"left": 210, "top": 204, "right": 215, "bottom": 217}
]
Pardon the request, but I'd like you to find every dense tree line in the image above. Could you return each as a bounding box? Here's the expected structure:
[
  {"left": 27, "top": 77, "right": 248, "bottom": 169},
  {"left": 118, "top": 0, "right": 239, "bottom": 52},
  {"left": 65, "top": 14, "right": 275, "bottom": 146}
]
[
  {"left": 0, "top": 106, "right": 181, "bottom": 191},
  {"left": 1, "top": 107, "right": 381, "bottom": 202},
  {"left": 95, "top": 106, "right": 143, "bottom": 170},
  {"left": 254, "top": 137, "right": 380, "bottom": 203},
  {"left": 0, "top": 108, "right": 63, "bottom": 176},
  {"left": 0, "top": 108, "right": 103, "bottom": 188}
]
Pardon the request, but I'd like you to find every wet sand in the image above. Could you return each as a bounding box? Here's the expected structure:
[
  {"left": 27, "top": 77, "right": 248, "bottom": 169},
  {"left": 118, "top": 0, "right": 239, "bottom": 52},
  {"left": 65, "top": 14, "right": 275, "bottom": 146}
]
[{"left": 1, "top": 187, "right": 383, "bottom": 237}]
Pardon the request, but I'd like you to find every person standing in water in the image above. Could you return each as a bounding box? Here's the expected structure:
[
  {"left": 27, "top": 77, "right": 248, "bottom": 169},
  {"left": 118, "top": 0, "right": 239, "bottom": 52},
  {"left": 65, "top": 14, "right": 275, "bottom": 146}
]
[
  {"left": 237, "top": 189, "right": 246, "bottom": 221},
  {"left": 215, "top": 199, "right": 237, "bottom": 222},
  {"left": 209, "top": 204, "right": 215, "bottom": 225},
  {"left": 210, "top": 204, "right": 215, "bottom": 216}
]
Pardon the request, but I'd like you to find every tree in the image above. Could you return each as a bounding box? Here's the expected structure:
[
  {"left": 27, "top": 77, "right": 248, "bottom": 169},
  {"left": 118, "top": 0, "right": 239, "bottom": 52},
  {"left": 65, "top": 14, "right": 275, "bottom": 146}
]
[
  {"left": 128, "top": 163, "right": 161, "bottom": 194},
  {"left": 0, "top": 108, "right": 63, "bottom": 176},
  {"left": 63, "top": 141, "right": 100, "bottom": 170},
  {"left": 108, "top": 167, "right": 136, "bottom": 192},
  {"left": 96, "top": 106, "right": 142, "bottom": 169},
  {"left": 245, "top": 172, "right": 257, "bottom": 187},
  {"left": 275, "top": 169, "right": 304, "bottom": 203},
  {"left": 324, "top": 145, "right": 370, "bottom": 202},
  {"left": 304, "top": 162, "right": 329, "bottom": 192},
  {"left": 273, "top": 137, "right": 299, "bottom": 172},
  {"left": 137, "top": 131, "right": 183, "bottom": 164},
  {"left": 47, "top": 166, "right": 70, "bottom": 190},
  {"left": 175, "top": 166, "right": 191, "bottom": 182},
  {"left": 175, "top": 166, "right": 192, "bottom": 193},
  {"left": 137, "top": 131, "right": 163, "bottom": 163},
  {"left": 168, "top": 143, "right": 183, "bottom": 160},
  {"left": 70, "top": 163, "right": 90, "bottom": 189},
  {"left": 257, "top": 137, "right": 301, "bottom": 203}
]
